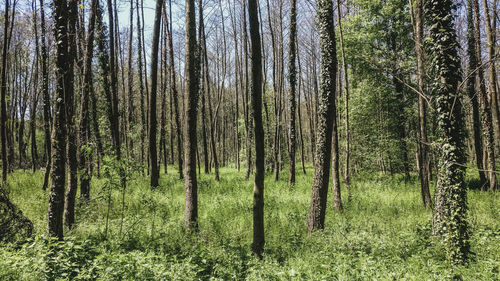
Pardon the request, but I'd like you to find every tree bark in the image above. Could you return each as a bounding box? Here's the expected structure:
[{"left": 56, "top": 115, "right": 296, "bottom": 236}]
[
  {"left": 288, "top": 0, "right": 297, "bottom": 185},
  {"left": 473, "top": 0, "right": 497, "bottom": 191},
  {"left": 465, "top": 0, "right": 487, "bottom": 188},
  {"left": 248, "top": 0, "right": 265, "bottom": 258},
  {"left": 410, "top": 0, "right": 432, "bottom": 208},
  {"left": 1, "top": 0, "right": 9, "bottom": 182},
  {"left": 428, "top": 0, "right": 469, "bottom": 265},
  {"left": 149, "top": 0, "right": 164, "bottom": 188},
  {"left": 166, "top": 0, "right": 184, "bottom": 179},
  {"left": 184, "top": 0, "right": 200, "bottom": 230},
  {"left": 47, "top": 0, "right": 71, "bottom": 240},
  {"left": 307, "top": 0, "right": 338, "bottom": 234}
]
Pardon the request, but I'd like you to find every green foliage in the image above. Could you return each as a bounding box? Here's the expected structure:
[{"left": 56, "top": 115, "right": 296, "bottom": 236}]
[{"left": 1, "top": 168, "right": 498, "bottom": 280}]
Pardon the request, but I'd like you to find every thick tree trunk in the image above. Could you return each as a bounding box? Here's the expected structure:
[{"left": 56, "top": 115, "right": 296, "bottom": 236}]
[
  {"left": 307, "top": 0, "right": 338, "bottom": 234},
  {"left": 429, "top": 0, "right": 469, "bottom": 265},
  {"left": 47, "top": 0, "right": 71, "bottom": 240}
]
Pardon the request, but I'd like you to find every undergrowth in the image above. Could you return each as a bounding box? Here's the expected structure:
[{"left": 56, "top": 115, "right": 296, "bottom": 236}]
[{"left": 0, "top": 166, "right": 498, "bottom": 280}]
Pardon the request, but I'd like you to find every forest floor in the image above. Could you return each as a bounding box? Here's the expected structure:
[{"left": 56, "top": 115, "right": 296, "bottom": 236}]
[{"left": 0, "top": 165, "right": 499, "bottom": 280}]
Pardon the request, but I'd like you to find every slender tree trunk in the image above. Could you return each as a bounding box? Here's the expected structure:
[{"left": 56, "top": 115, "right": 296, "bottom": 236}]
[
  {"left": 184, "top": 0, "right": 200, "bottom": 230},
  {"left": 307, "top": 0, "right": 338, "bottom": 234},
  {"left": 149, "top": 0, "right": 164, "bottom": 188},
  {"left": 429, "top": 0, "right": 469, "bottom": 265},
  {"left": 248, "top": 0, "right": 265, "bottom": 258},
  {"left": 31, "top": 4, "right": 39, "bottom": 172},
  {"left": 107, "top": 0, "right": 120, "bottom": 156},
  {"left": 465, "top": 0, "right": 487, "bottom": 188},
  {"left": 78, "top": 0, "right": 97, "bottom": 200},
  {"left": 410, "top": 0, "right": 432, "bottom": 207},
  {"left": 473, "top": 0, "right": 496, "bottom": 191},
  {"left": 40, "top": 0, "right": 51, "bottom": 190},
  {"left": 136, "top": 0, "right": 146, "bottom": 173},
  {"left": 296, "top": 46, "right": 306, "bottom": 175},
  {"left": 1, "top": 0, "right": 9, "bottom": 182},
  {"left": 127, "top": 0, "right": 135, "bottom": 158},
  {"left": 288, "top": 0, "right": 297, "bottom": 185},
  {"left": 481, "top": 0, "right": 498, "bottom": 191},
  {"left": 166, "top": 0, "right": 183, "bottom": 179}
]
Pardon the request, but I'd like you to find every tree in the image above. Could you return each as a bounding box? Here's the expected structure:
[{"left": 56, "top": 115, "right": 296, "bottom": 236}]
[
  {"left": 166, "top": 0, "right": 184, "bottom": 180},
  {"left": 465, "top": 0, "right": 487, "bottom": 188},
  {"left": 78, "top": 0, "right": 98, "bottom": 200},
  {"left": 287, "top": 0, "right": 297, "bottom": 185},
  {"left": 336, "top": 0, "right": 350, "bottom": 188},
  {"left": 472, "top": 0, "right": 496, "bottom": 191},
  {"left": 1, "top": 0, "right": 9, "bottom": 182},
  {"left": 248, "top": 0, "right": 265, "bottom": 258},
  {"left": 410, "top": 0, "right": 432, "bottom": 208},
  {"left": 39, "top": 0, "right": 51, "bottom": 190},
  {"left": 47, "top": 0, "right": 72, "bottom": 240},
  {"left": 149, "top": 0, "right": 164, "bottom": 188},
  {"left": 428, "top": 0, "right": 469, "bottom": 264},
  {"left": 307, "top": 0, "right": 338, "bottom": 233},
  {"left": 480, "top": 0, "right": 498, "bottom": 191},
  {"left": 184, "top": 0, "right": 200, "bottom": 230}
]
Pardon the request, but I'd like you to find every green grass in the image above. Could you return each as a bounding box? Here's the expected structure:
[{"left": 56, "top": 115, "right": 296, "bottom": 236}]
[{"left": 0, "top": 165, "right": 499, "bottom": 280}]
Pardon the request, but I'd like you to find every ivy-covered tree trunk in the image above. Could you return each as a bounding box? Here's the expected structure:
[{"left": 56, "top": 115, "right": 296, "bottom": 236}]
[
  {"left": 47, "top": 0, "right": 70, "bottom": 240},
  {"left": 428, "top": 0, "right": 469, "bottom": 265},
  {"left": 307, "top": 0, "right": 338, "bottom": 233},
  {"left": 63, "top": 0, "right": 79, "bottom": 230}
]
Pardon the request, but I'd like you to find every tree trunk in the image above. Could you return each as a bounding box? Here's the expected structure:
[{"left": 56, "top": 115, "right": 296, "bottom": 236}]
[
  {"left": 428, "top": 0, "right": 469, "bottom": 265},
  {"left": 473, "top": 0, "right": 497, "bottom": 191},
  {"left": 39, "top": 0, "right": 51, "bottom": 190},
  {"left": 63, "top": 0, "right": 78, "bottom": 230},
  {"left": 248, "top": 0, "right": 265, "bottom": 258},
  {"left": 166, "top": 0, "right": 183, "bottom": 179},
  {"left": 481, "top": 0, "right": 498, "bottom": 191},
  {"left": 1, "top": 0, "right": 9, "bottom": 182},
  {"left": 78, "top": 0, "right": 98, "bottom": 200},
  {"left": 288, "top": 0, "right": 297, "bottom": 185},
  {"left": 465, "top": 0, "right": 487, "bottom": 188},
  {"left": 184, "top": 0, "right": 200, "bottom": 230},
  {"left": 149, "top": 0, "right": 164, "bottom": 188},
  {"left": 307, "top": 0, "right": 338, "bottom": 234},
  {"left": 47, "top": 0, "right": 71, "bottom": 240}
]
